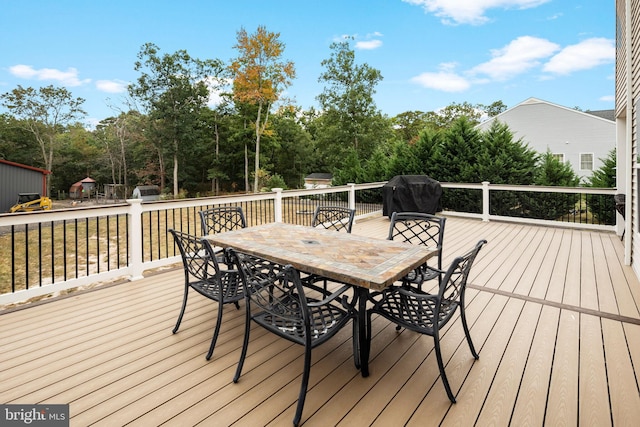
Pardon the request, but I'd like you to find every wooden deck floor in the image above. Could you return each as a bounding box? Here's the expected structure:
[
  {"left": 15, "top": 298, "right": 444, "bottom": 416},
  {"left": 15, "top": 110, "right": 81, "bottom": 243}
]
[{"left": 1, "top": 215, "right": 640, "bottom": 426}]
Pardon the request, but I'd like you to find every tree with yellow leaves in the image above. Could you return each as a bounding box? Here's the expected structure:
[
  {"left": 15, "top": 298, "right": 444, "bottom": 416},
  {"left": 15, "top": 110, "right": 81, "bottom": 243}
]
[{"left": 229, "top": 26, "right": 295, "bottom": 192}]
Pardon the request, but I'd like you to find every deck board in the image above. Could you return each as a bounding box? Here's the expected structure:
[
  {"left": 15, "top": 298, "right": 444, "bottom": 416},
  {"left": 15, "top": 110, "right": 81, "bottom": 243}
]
[
  {"left": 435, "top": 297, "right": 526, "bottom": 427},
  {"left": 475, "top": 301, "right": 542, "bottom": 426},
  {"left": 1, "top": 215, "right": 639, "bottom": 426},
  {"left": 509, "top": 304, "right": 560, "bottom": 426},
  {"left": 545, "top": 309, "right": 580, "bottom": 425},
  {"left": 580, "top": 232, "right": 599, "bottom": 311},
  {"left": 602, "top": 318, "right": 640, "bottom": 425},
  {"left": 579, "top": 314, "right": 611, "bottom": 426}
]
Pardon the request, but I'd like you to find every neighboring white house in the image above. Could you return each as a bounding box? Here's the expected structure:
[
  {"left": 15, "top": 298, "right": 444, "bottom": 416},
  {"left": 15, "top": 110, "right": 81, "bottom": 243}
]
[{"left": 475, "top": 97, "right": 615, "bottom": 181}]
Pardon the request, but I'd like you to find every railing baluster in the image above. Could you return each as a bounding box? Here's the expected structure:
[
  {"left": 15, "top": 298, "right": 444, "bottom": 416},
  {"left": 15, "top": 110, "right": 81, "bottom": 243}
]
[
  {"left": 11, "top": 225, "right": 15, "bottom": 293},
  {"left": 25, "top": 225, "right": 29, "bottom": 289},
  {"left": 51, "top": 220, "right": 55, "bottom": 284},
  {"left": 38, "top": 222, "right": 42, "bottom": 286}
]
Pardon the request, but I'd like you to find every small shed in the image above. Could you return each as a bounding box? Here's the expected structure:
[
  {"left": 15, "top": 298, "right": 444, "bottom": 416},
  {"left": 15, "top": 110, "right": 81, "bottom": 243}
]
[
  {"left": 103, "top": 184, "right": 125, "bottom": 200},
  {"left": 132, "top": 185, "right": 161, "bottom": 201},
  {"left": 382, "top": 175, "right": 443, "bottom": 217},
  {"left": 81, "top": 177, "right": 96, "bottom": 194},
  {"left": 304, "top": 173, "right": 333, "bottom": 189},
  {"left": 69, "top": 177, "right": 97, "bottom": 200},
  {"left": 69, "top": 182, "right": 82, "bottom": 199}
]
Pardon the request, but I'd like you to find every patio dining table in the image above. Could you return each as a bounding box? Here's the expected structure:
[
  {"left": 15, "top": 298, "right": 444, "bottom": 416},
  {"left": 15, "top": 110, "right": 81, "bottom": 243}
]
[{"left": 203, "top": 221, "right": 436, "bottom": 376}]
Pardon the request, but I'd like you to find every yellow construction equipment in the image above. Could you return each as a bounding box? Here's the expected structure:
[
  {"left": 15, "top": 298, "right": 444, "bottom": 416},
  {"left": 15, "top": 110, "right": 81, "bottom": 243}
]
[{"left": 10, "top": 193, "right": 52, "bottom": 213}]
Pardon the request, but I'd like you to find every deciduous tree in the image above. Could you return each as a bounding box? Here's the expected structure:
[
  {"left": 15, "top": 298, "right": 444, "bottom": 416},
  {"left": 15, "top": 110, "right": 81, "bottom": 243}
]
[
  {"left": 0, "top": 85, "right": 86, "bottom": 194},
  {"left": 229, "top": 26, "right": 295, "bottom": 192},
  {"left": 316, "top": 39, "right": 385, "bottom": 166},
  {"left": 129, "top": 43, "right": 223, "bottom": 196}
]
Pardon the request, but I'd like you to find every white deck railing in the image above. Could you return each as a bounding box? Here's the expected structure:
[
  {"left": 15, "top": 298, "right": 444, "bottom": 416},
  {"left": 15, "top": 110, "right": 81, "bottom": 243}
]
[{"left": 0, "top": 182, "right": 619, "bottom": 305}]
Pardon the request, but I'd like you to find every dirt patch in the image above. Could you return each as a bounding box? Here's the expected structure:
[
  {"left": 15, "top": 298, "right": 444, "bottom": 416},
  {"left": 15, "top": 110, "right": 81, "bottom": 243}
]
[{"left": 51, "top": 198, "right": 125, "bottom": 210}]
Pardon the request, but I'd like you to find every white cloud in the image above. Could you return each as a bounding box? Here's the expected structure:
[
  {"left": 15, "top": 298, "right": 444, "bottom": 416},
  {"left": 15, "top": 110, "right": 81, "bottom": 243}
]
[
  {"left": 399, "top": 34, "right": 611, "bottom": 97},
  {"left": 543, "top": 38, "right": 615, "bottom": 75},
  {"left": 402, "top": 0, "right": 550, "bottom": 25},
  {"left": 9, "top": 64, "right": 90, "bottom": 86},
  {"left": 411, "top": 63, "right": 471, "bottom": 92},
  {"left": 84, "top": 117, "right": 101, "bottom": 130},
  {"left": 356, "top": 40, "right": 383, "bottom": 50},
  {"left": 334, "top": 33, "right": 383, "bottom": 50},
  {"left": 471, "top": 36, "right": 560, "bottom": 80},
  {"left": 96, "top": 79, "right": 127, "bottom": 93},
  {"left": 205, "top": 76, "right": 231, "bottom": 107},
  {"left": 599, "top": 95, "right": 614, "bottom": 102}
]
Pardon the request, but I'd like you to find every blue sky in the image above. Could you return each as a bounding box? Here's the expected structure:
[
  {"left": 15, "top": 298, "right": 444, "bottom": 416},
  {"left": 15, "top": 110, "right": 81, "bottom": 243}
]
[{"left": 0, "top": 1, "right": 615, "bottom": 128}]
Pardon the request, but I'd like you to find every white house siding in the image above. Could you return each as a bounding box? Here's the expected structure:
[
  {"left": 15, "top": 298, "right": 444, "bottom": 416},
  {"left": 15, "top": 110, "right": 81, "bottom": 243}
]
[
  {"left": 476, "top": 98, "right": 615, "bottom": 181},
  {"left": 633, "top": 0, "right": 640, "bottom": 272},
  {"left": 616, "top": 0, "right": 638, "bottom": 272}
]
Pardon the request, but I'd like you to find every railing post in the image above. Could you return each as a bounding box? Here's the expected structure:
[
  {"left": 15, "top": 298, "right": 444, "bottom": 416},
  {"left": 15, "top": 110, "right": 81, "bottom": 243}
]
[
  {"left": 128, "top": 198, "right": 144, "bottom": 280},
  {"left": 348, "top": 183, "right": 356, "bottom": 211},
  {"left": 482, "top": 181, "right": 490, "bottom": 222},
  {"left": 272, "top": 188, "right": 283, "bottom": 223}
]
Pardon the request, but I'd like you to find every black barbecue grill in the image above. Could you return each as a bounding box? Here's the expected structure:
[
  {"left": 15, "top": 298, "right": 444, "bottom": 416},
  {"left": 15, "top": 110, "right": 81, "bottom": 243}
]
[{"left": 382, "top": 175, "right": 442, "bottom": 218}]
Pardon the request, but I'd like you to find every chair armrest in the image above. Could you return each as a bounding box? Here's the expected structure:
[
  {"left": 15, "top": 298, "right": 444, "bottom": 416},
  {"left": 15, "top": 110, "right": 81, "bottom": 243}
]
[
  {"left": 397, "top": 286, "right": 438, "bottom": 302},
  {"left": 419, "top": 263, "right": 443, "bottom": 272},
  {"left": 307, "top": 284, "right": 352, "bottom": 307}
]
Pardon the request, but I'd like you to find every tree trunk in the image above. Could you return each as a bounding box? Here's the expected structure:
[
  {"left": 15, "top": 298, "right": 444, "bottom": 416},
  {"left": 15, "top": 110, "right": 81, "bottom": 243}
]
[
  {"left": 46, "top": 139, "right": 54, "bottom": 196},
  {"left": 214, "top": 123, "right": 219, "bottom": 195},
  {"left": 173, "top": 152, "right": 179, "bottom": 197},
  {"left": 253, "top": 102, "right": 262, "bottom": 193},
  {"left": 158, "top": 149, "right": 165, "bottom": 194},
  {"left": 244, "top": 143, "right": 249, "bottom": 192},
  {"left": 120, "top": 130, "right": 128, "bottom": 189}
]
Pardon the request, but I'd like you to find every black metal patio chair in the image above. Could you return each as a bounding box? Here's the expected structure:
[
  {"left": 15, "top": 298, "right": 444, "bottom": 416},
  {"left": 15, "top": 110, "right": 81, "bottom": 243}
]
[
  {"left": 199, "top": 206, "right": 247, "bottom": 266},
  {"left": 305, "top": 206, "right": 357, "bottom": 291},
  {"left": 367, "top": 239, "right": 487, "bottom": 403},
  {"left": 229, "top": 249, "right": 359, "bottom": 427},
  {"left": 168, "top": 229, "right": 244, "bottom": 360},
  {"left": 387, "top": 211, "right": 446, "bottom": 290},
  {"left": 311, "top": 206, "right": 356, "bottom": 233}
]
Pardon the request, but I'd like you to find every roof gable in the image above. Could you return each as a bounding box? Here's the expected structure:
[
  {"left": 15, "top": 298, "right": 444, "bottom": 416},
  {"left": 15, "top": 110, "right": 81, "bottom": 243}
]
[
  {"left": 478, "top": 97, "right": 615, "bottom": 128},
  {"left": 0, "top": 159, "right": 51, "bottom": 175}
]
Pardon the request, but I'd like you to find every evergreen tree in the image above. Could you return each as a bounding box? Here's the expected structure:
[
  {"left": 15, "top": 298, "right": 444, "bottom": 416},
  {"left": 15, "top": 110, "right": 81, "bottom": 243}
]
[
  {"left": 436, "top": 118, "right": 483, "bottom": 213},
  {"left": 479, "top": 121, "right": 537, "bottom": 184},
  {"left": 525, "top": 150, "right": 580, "bottom": 220},
  {"left": 585, "top": 149, "right": 617, "bottom": 224}
]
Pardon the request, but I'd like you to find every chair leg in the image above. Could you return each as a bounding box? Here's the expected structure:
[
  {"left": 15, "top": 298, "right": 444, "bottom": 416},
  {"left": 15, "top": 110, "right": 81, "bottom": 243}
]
[
  {"left": 233, "top": 308, "right": 252, "bottom": 383},
  {"left": 293, "top": 345, "right": 312, "bottom": 426},
  {"left": 460, "top": 303, "right": 479, "bottom": 359},
  {"left": 206, "top": 299, "right": 225, "bottom": 360},
  {"left": 172, "top": 285, "right": 189, "bottom": 334},
  {"left": 434, "top": 334, "right": 456, "bottom": 403}
]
